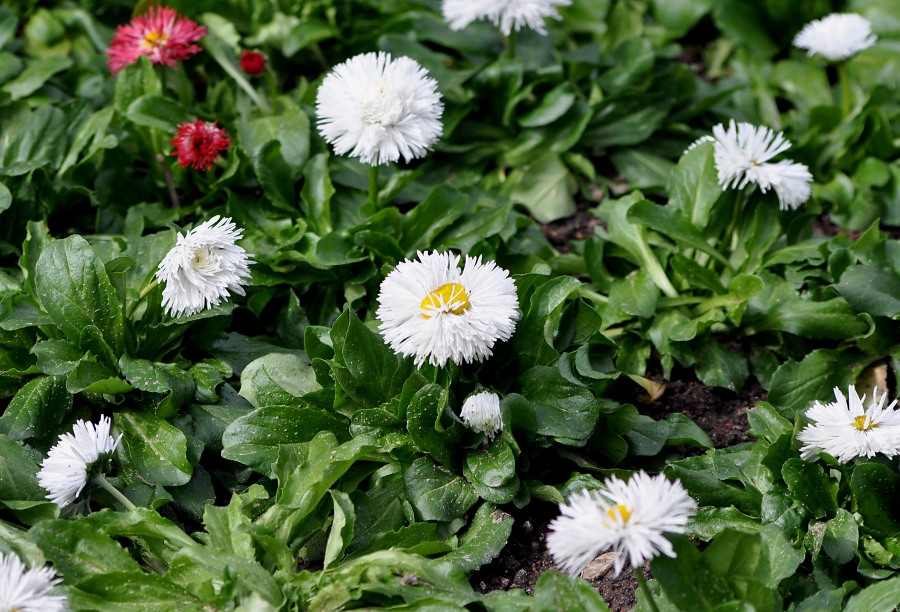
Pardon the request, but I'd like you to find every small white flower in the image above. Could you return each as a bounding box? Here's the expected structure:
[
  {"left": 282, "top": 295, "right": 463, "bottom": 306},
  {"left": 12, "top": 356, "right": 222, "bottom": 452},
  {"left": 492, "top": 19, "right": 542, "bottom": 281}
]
[
  {"left": 793, "top": 13, "right": 877, "bottom": 61},
  {"left": 798, "top": 385, "right": 900, "bottom": 463},
  {"left": 442, "top": 0, "right": 571, "bottom": 36},
  {"left": 703, "top": 120, "right": 812, "bottom": 210},
  {"left": 461, "top": 391, "right": 503, "bottom": 440},
  {"left": 37, "top": 415, "right": 122, "bottom": 509},
  {"left": 156, "top": 216, "right": 253, "bottom": 318},
  {"left": 547, "top": 472, "right": 696, "bottom": 577},
  {"left": 316, "top": 52, "right": 443, "bottom": 166},
  {"left": 0, "top": 552, "right": 68, "bottom": 612},
  {"left": 376, "top": 251, "right": 519, "bottom": 368}
]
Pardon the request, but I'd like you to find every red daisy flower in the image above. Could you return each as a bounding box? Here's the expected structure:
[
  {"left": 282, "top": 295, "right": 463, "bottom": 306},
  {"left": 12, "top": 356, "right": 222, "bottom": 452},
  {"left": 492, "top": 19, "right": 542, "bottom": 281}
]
[
  {"left": 170, "top": 119, "right": 231, "bottom": 171},
  {"left": 106, "top": 6, "right": 208, "bottom": 75},
  {"left": 239, "top": 49, "right": 267, "bottom": 78}
]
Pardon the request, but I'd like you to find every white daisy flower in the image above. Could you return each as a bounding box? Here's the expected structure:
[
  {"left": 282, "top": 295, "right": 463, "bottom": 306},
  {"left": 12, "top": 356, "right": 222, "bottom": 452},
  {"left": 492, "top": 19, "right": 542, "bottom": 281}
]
[
  {"left": 442, "top": 0, "right": 571, "bottom": 36},
  {"left": 315, "top": 52, "right": 443, "bottom": 166},
  {"left": 0, "top": 552, "right": 68, "bottom": 612},
  {"left": 797, "top": 385, "right": 900, "bottom": 463},
  {"left": 37, "top": 415, "right": 122, "bottom": 509},
  {"left": 704, "top": 120, "right": 812, "bottom": 210},
  {"left": 156, "top": 216, "right": 253, "bottom": 318},
  {"left": 547, "top": 472, "right": 696, "bottom": 577},
  {"left": 461, "top": 391, "right": 503, "bottom": 440},
  {"left": 376, "top": 251, "right": 519, "bottom": 368},
  {"left": 793, "top": 13, "right": 877, "bottom": 61}
]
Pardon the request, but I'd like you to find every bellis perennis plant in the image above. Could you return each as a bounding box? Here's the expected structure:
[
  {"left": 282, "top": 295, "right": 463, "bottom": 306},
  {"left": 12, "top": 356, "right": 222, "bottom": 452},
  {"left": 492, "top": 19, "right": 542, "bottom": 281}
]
[
  {"left": 170, "top": 119, "right": 232, "bottom": 172},
  {"left": 547, "top": 472, "right": 696, "bottom": 578},
  {"left": 797, "top": 385, "right": 900, "bottom": 464},
  {"left": 315, "top": 52, "right": 444, "bottom": 167},
  {"left": 460, "top": 391, "right": 503, "bottom": 441},
  {"left": 376, "top": 251, "right": 519, "bottom": 368},
  {"left": 793, "top": 13, "right": 877, "bottom": 61},
  {"left": 106, "top": 5, "right": 207, "bottom": 75},
  {"left": 0, "top": 552, "right": 68, "bottom": 612},
  {"left": 442, "top": 0, "right": 571, "bottom": 36},
  {"left": 156, "top": 216, "right": 253, "bottom": 318}
]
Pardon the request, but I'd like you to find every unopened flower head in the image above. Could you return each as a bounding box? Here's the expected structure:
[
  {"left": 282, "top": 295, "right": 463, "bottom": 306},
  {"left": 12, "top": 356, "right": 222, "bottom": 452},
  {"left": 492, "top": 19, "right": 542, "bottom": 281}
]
[
  {"left": 798, "top": 385, "right": 900, "bottom": 463},
  {"left": 442, "top": 0, "right": 571, "bottom": 36},
  {"left": 316, "top": 52, "right": 443, "bottom": 166},
  {"left": 239, "top": 49, "right": 266, "bottom": 77},
  {"left": 170, "top": 119, "right": 231, "bottom": 171},
  {"left": 0, "top": 552, "right": 68, "bottom": 612},
  {"left": 692, "top": 120, "right": 812, "bottom": 210},
  {"left": 794, "top": 13, "right": 877, "bottom": 61},
  {"left": 547, "top": 472, "right": 696, "bottom": 577},
  {"left": 156, "top": 216, "right": 252, "bottom": 318},
  {"left": 376, "top": 251, "right": 519, "bottom": 368},
  {"left": 106, "top": 5, "right": 207, "bottom": 75},
  {"left": 37, "top": 415, "right": 122, "bottom": 509},
  {"left": 461, "top": 391, "right": 503, "bottom": 441}
]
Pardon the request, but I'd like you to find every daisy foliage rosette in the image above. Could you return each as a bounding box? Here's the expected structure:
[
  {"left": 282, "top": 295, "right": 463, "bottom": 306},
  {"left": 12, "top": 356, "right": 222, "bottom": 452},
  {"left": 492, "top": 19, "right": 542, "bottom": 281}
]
[
  {"left": 547, "top": 472, "right": 696, "bottom": 577},
  {"left": 106, "top": 5, "right": 207, "bottom": 75},
  {"left": 0, "top": 552, "right": 68, "bottom": 612},
  {"left": 37, "top": 415, "right": 123, "bottom": 509},
  {"left": 460, "top": 391, "right": 503, "bottom": 441},
  {"left": 376, "top": 251, "right": 519, "bottom": 368},
  {"left": 442, "top": 0, "right": 572, "bottom": 36},
  {"left": 797, "top": 385, "right": 900, "bottom": 463},
  {"left": 156, "top": 216, "right": 253, "bottom": 318},
  {"left": 793, "top": 13, "right": 877, "bottom": 61},
  {"left": 691, "top": 120, "right": 812, "bottom": 210},
  {"left": 315, "top": 52, "right": 444, "bottom": 166}
]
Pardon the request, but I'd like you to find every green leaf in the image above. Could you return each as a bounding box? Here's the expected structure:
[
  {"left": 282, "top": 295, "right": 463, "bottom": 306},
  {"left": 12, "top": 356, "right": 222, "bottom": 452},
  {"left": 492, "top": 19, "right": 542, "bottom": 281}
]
[
  {"left": 324, "top": 490, "right": 355, "bottom": 570},
  {"left": 403, "top": 456, "right": 479, "bottom": 522},
  {"left": 746, "top": 401, "right": 792, "bottom": 444},
  {"left": 835, "top": 264, "right": 900, "bottom": 319},
  {"left": 781, "top": 458, "right": 838, "bottom": 519},
  {"left": 32, "top": 339, "right": 83, "bottom": 376},
  {"left": 529, "top": 571, "right": 612, "bottom": 610},
  {"left": 844, "top": 576, "right": 900, "bottom": 612},
  {"left": 518, "top": 83, "right": 577, "bottom": 127},
  {"left": 520, "top": 366, "right": 601, "bottom": 444},
  {"left": 1, "top": 56, "right": 72, "bottom": 100},
  {"left": 35, "top": 235, "right": 124, "bottom": 356},
  {"left": 68, "top": 572, "right": 205, "bottom": 611},
  {"left": 119, "top": 356, "right": 194, "bottom": 418},
  {"left": 651, "top": 534, "right": 737, "bottom": 611},
  {"left": 243, "top": 106, "right": 310, "bottom": 182},
  {"left": 407, "top": 383, "right": 459, "bottom": 468},
  {"left": 509, "top": 151, "right": 576, "bottom": 223},
  {"left": 768, "top": 350, "right": 870, "bottom": 417},
  {"left": 300, "top": 153, "right": 335, "bottom": 235},
  {"left": 850, "top": 462, "right": 900, "bottom": 538},
  {"left": 113, "top": 56, "right": 160, "bottom": 116},
  {"left": 608, "top": 269, "right": 658, "bottom": 318},
  {"left": 514, "top": 274, "right": 582, "bottom": 367},
  {"left": 0, "top": 434, "right": 45, "bottom": 501},
  {"left": 442, "top": 502, "right": 513, "bottom": 573},
  {"left": 823, "top": 508, "right": 859, "bottom": 565},
  {"left": 28, "top": 519, "right": 140, "bottom": 583},
  {"left": 221, "top": 405, "right": 349, "bottom": 473},
  {"left": 116, "top": 412, "right": 192, "bottom": 487},
  {"left": 687, "top": 507, "right": 760, "bottom": 541},
  {"left": 238, "top": 353, "right": 321, "bottom": 409},
  {"left": 694, "top": 336, "right": 749, "bottom": 391},
  {"left": 667, "top": 141, "right": 721, "bottom": 227},
  {"left": 0, "top": 375, "right": 70, "bottom": 440},
  {"left": 399, "top": 185, "right": 469, "bottom": 254}
]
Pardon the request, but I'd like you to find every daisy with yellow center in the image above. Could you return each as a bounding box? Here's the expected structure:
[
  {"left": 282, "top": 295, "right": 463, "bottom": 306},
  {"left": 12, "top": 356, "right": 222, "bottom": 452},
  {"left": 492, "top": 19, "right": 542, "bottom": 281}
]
[
  {"left": 376, "top": 251, "right": 519, "bottom": 368},
  {"left": 797, "top": 385, "right": 900, "bottom": 463},
  {"left": 547, "top": 472, "right": 696, "bottom": 577}
]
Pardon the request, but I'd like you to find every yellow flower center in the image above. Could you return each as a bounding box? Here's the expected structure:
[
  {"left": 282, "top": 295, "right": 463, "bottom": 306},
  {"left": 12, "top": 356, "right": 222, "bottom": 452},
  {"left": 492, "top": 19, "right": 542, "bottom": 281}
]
[
  {"left": 421, "top": 283, "right": 470, "bottom": 319},
  {"left": 144, "top": 30, "right": 168, "bottom": 48},
  {"left": 853, "top": 415, "right": 878, "bottom": 431},
  {"left": 603, "top": 504, "right": 632, "bottom": 527}
]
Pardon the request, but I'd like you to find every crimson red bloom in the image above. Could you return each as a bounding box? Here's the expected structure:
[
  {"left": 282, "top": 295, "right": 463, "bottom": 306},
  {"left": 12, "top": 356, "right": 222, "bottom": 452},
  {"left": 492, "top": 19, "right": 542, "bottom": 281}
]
[
  {"left": 106, "top": 6, "right": 208, "bottom": 75},
  {"left": 239, "top": 49, "right": 267, "bottom": 78},
  {"left": 170, "top": 119, "right": 231, "bottom": 171}
]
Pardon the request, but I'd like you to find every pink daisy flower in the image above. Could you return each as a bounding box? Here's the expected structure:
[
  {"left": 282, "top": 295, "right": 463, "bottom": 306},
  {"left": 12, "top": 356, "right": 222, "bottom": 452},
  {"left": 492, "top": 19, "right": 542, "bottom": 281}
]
[
  {"left": 170, "top": 119, "right": 231, "bottom": 171},
  {"left": 239, "top": 49, "right": 267, "bottom": 78},
  {"left": 106, "top": 6, "right": 208, "bottom": 75}
]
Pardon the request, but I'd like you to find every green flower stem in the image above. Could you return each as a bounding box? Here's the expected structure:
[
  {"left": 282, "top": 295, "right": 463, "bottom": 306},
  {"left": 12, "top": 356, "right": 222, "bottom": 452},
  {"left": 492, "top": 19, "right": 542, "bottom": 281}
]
[
  {"left": 126, "top": 278, "right": 160, "bottom": 319},
  {"left": 837, "top": 62, "right": 852, "bottom": 118},
  {"left": 719, "top": 189, "right": 747, "bottom": 287},
  {"left": 635, "top": 566, "right": 661, "bottom": 612},
  {"left": 578, "top": 288, "right": 608, "bottom": 305},
  {"left": 265, "top": 70, "right": 279, "bottom": 114},
  {"left": 156, "top": 153, "right": 181, "bottom": 209},
  {"left": 92, "top": 475, "right": 137, "bottom": 511},
  {"left": 505, "top": 30, "right": 516, "bottom": 60},
  {"left": 635, "top": 240, "right": 679, "bottom": 299},
  {"left": 367, "top": 164, "right": 380, "bottom": 210}
]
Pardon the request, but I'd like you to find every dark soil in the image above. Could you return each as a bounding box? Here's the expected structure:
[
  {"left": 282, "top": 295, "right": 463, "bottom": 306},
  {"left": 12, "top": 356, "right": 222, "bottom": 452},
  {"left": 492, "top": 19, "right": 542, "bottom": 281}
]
[
  {"left": 540, "top": 197, "right": 603, "bottom": 252},
  {"left": 471, "top": 363, "right": 768, "bottom": 609}
]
